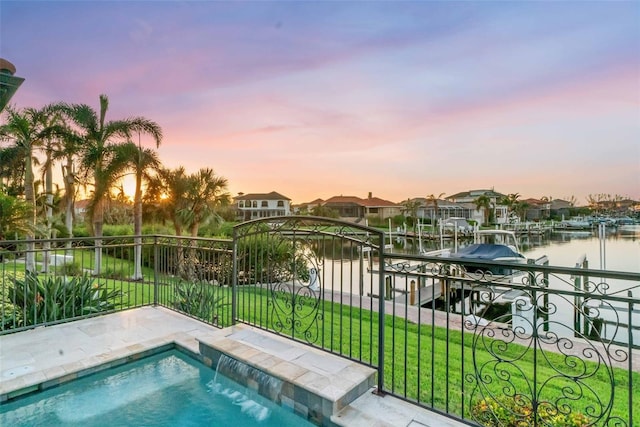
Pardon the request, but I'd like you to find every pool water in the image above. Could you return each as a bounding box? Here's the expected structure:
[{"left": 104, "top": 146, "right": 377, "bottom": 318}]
[{"left": 0, "top": 350, "right": 315, "bottom": 426}]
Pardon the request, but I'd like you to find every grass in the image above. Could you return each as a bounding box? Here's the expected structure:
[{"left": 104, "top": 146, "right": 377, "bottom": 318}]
[
  {"left": 232, "top": 285, "right": 639, "bottom": 424},
  {"left": 1, "top": 255, "right": 637, "bottom": 425}
]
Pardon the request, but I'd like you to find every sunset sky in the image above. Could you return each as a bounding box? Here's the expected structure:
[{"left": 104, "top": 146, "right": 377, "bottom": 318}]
[{"left": 2, "top": 1, "right": 639, "bottom": 205}]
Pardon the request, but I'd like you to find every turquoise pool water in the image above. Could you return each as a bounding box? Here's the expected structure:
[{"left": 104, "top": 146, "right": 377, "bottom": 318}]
[{"left": 0, "top": 350, "right": 315, "bottom": 426}]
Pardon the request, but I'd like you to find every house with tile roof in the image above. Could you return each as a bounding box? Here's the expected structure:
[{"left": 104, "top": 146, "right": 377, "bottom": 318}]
[
  {"left": 234, "top": 191, "right": 291, "bottom": 221},
  {"left": 323, "top": 193, "right": 400, "bottom": 221}
]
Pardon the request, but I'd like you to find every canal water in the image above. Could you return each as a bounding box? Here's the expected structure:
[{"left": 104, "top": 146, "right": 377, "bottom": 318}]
[
  {"left": 316, "top": 225, "right": 640, "bottom": 345},
  {"left": 521, "top": 226, "right": 640, "bottom": 273},
  {"left": 409, "top": 226, "right": 640, "bottom": 345}
]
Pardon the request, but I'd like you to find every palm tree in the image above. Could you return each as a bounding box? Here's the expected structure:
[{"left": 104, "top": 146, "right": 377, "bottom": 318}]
[
  {"left": 149, "top": 166, "right": 190, "bottom": 236},
  {"left": 150, "top": 167, "right": 229, "bottom": 279},
  {"left": 181, "top": 168, "right": 230, "bottom": 237},
  {"left": 474, "top": 195, "right": 492, "bottom": 226},
  {"left": 120, "top": 141, "right": 161, "bottom": 279},
  {"left": 425, "top": 192, "right": 445, "bottom": 225},
  {"left": 63, "top": 95, "right": 162, "bottom": 275},
  {"left": 500, "top": 193, "right": 521, "bottom": 222},
  {"left": 43, "top": 102, "right": 83, "bottom": 244},
  {"left": 0, "top": 145, "right": 25, "bottom": 196},
  {"left": 0, "top": 107, "right": 57, "bottom": 272},
  {"left": 37, "top": 108, "right": 67, "bottom": 271},
  {"left": 0, "top": 190, "right": 32, "bottom": 240},
  {"left": 401, "top": 198, "right": 421, "bottom": 236}
]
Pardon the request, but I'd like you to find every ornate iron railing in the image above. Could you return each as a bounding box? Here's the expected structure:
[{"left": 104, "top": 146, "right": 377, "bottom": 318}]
[{"left": 0, "top": 220, "right": 637, "bottom": 426}]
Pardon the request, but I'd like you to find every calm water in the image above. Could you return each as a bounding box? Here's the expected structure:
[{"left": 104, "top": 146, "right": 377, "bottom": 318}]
[
  {"left": 0, "top": 350, "right": 314, "bottom": 427},
  {"left": 521, "top": 227, "right": 640, "bottom": 273}
]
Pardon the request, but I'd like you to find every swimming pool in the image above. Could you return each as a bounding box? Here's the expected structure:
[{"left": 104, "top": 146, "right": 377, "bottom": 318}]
[{"left": 0, "top": 350, "right": 315, "bottom": 426}]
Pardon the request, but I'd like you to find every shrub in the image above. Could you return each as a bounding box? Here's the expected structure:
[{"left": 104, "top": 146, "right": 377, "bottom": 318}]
[
  {"left": 173, "top": 280, "right": 228, "bottom": 324},
  {"left": 56, "top": 262, "right": 85, "bottom": 277},
  {"left": 470, "top": 395, "right": 591, "bottom": 427},
  {"left": 5, "top": 272, "right": 122, "bottom": 327}
]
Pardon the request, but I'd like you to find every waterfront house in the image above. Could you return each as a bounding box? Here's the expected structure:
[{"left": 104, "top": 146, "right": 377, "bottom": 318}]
[
  {"left": 522, "top": 198, "right": 551, "bottom": 221},
  {"left": 550, "top": 199, "right": 574, "bottom": 218},
  {"left": 446, "top": 189, "right": 509, "bottom": 224},
  {"left": 323, "top": 193, "right": 399, "bottom": 222},
  {"left": 234, "top": 191, "right": 291, "bottom": 221}
]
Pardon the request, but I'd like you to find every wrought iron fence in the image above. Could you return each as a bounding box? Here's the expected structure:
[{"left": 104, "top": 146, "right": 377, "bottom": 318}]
[
  {"left": 1, "top": 218, "right": 638, "bottom": 427},
  {"left": 0, "top": 235, "right": 233, "bottom": 332}
]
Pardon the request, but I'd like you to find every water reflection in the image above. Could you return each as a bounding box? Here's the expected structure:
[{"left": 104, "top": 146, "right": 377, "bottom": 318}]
[{"left": 392, "top": 228, "right": 639, "bottom": 272}]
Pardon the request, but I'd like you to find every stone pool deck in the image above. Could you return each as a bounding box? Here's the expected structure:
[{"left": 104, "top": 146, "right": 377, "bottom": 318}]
[{"left": 0, "top": 307, "right": 466, "bottom": 427}]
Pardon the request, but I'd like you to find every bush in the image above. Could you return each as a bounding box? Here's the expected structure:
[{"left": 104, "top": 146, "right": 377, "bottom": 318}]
[
  {"left": 173, "top": 280, "right": 228, "bottom": 324},
  {"left": 4, "top": 272, "right": 122, "bottom": 328},
  {"left": 102, "top": 224, "right": 134, "bottom": 236},
  {"left": 56, "top": 262, "right": 85, "bottom": 277},
  {"left": 470, "top": 395, "right": 591, "bottom": 427}
]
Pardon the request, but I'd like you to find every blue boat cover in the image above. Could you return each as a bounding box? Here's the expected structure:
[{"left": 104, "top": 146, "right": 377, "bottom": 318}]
[{"left": 450, "top": 244, "right": 525, "bottom": 260}]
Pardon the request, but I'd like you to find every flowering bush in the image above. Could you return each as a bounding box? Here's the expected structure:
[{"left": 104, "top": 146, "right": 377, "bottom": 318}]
[{"left": 470, "top": 395, "right": 591, "bottom": 427}]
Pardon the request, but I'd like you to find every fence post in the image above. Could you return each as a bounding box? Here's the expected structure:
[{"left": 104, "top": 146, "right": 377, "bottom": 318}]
[
  {"left": 376, "top": 231, "right": 386, "bottom": 395},
  {"left": 231, "top": 228, "right": 238, "bottom": 326},
  {"left": 153, "top": 236, "right": 159, "bottom": 306}
]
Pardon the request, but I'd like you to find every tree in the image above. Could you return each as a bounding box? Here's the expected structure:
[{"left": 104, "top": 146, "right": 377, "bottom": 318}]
[
  {"left": 401, "top": 198, "right": 421, "bottom": 235},
  {"left": 120, "top": 141, "right": 162, "bottom": 279},
  {"left": 48, "top": 103, "right": 83, "bottom": 244},
  {"left": 500, "top": 193, "right": 521, "bottom": 222},
  {"left": 0, "top": 190, "right": 31, "bottom": 240},
  {"left": 425, "top": 192, "right": 445, "bottom": 224},
  {"left": 149, "top": 166, "right": 229, "bottom": 280},
  {"left": 181, "top": 168, "right": 230, "bottom": 237},
  {"left": 148, "top": 166, "right": 190, "bottom": 236},
  {"left": 310, "top": 205, "right": 339, "bottom": 219},
  {"left": 474, "top": 195, "right": 492, "bottom": 226},
  {"left": 0, "top": 145, "right": 25, "bottom": 196},
  {"left": 0, "top": 107, "right": 57, "bottom": 272},
  {"left": 37, "top": 107, "right": 66, "bottom": 271},
  {"left": 62, "top": 95, "right": 162, "bottom": 275}
]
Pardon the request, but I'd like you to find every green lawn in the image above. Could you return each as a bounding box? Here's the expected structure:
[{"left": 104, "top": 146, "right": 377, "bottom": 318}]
[
  {"left": 232, "top": 285, "right": 639, "bottom": 424},
  {"left": 1, "top": 258, "right": 637, "bottom": 425}
]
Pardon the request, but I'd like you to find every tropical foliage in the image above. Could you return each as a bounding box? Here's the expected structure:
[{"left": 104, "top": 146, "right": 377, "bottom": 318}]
[
  {"left": 474, "top": 194, "right": 493, "bottom": 225},
  {"left": 236, "top": 234, "right": 311, "bottom": 284},
  {"left": 173, "top": 280, "right": 229, "bottom": 324},
  {"left": 0, "top": 191, "right": 32, "bottom": 239},
  {"left": 3, "top": 271, "right": 122, "bottom": 329},
  {"left": 0, "top": 106, "right": 61, "bottom": 271}
]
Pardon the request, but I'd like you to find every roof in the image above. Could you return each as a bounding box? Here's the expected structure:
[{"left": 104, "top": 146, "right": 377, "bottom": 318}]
[
  {"left": 235, "top": 191, "right": 290, "bottom": 201},
  {"left": 323, "top": 195, "right": 398, "bottom": 207},
  {"left": 359, "top": 197, "right": 398, "bottom": 207},
  {"left": 447, "top": 189, "right": 506, "bottom": 200},
  {"left": 323, "top": 196, "right": 364, "bottom": 205}
]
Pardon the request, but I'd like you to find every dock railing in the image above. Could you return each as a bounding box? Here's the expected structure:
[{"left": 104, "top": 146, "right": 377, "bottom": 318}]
[{"left": 0, "top": 221, "right": 638, "bottom": 427}]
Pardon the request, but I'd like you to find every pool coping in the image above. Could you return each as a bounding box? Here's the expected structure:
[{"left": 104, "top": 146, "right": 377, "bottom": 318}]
[
  {"left": 0, "top": 307, "right": 469, "bottom": 427},
  {"left": 197, "top": 324, "right": 376, "bottom": 426},
  {"left": 0, "top": 337, "right": 190, "bottom": 402}
]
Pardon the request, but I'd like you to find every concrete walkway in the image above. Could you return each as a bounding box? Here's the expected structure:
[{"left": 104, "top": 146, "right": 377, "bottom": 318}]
[{"left": 0, "top": 307, "right": 467, "bottom": 427}]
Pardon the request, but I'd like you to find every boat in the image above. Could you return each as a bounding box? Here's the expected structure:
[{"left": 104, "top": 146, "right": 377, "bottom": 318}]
[
  {"left": 555, "top": 217, "right": 592, "bottom": 230},
  {"left": 425, "top": 230, "right": 526, "bottom": 265},
  {"left": 448, "top": 230, "right": 526, "bottom": 276}
]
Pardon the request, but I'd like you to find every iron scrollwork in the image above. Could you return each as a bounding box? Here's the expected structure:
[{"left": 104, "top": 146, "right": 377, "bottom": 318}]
[{"left": 464, "top": 269, "right": 627, "bottom": 427}]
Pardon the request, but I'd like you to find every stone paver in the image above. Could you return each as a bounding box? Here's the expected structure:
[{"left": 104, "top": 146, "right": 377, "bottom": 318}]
[{"left": 0, "top": 307, "right": 467, "bottom": 426}]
